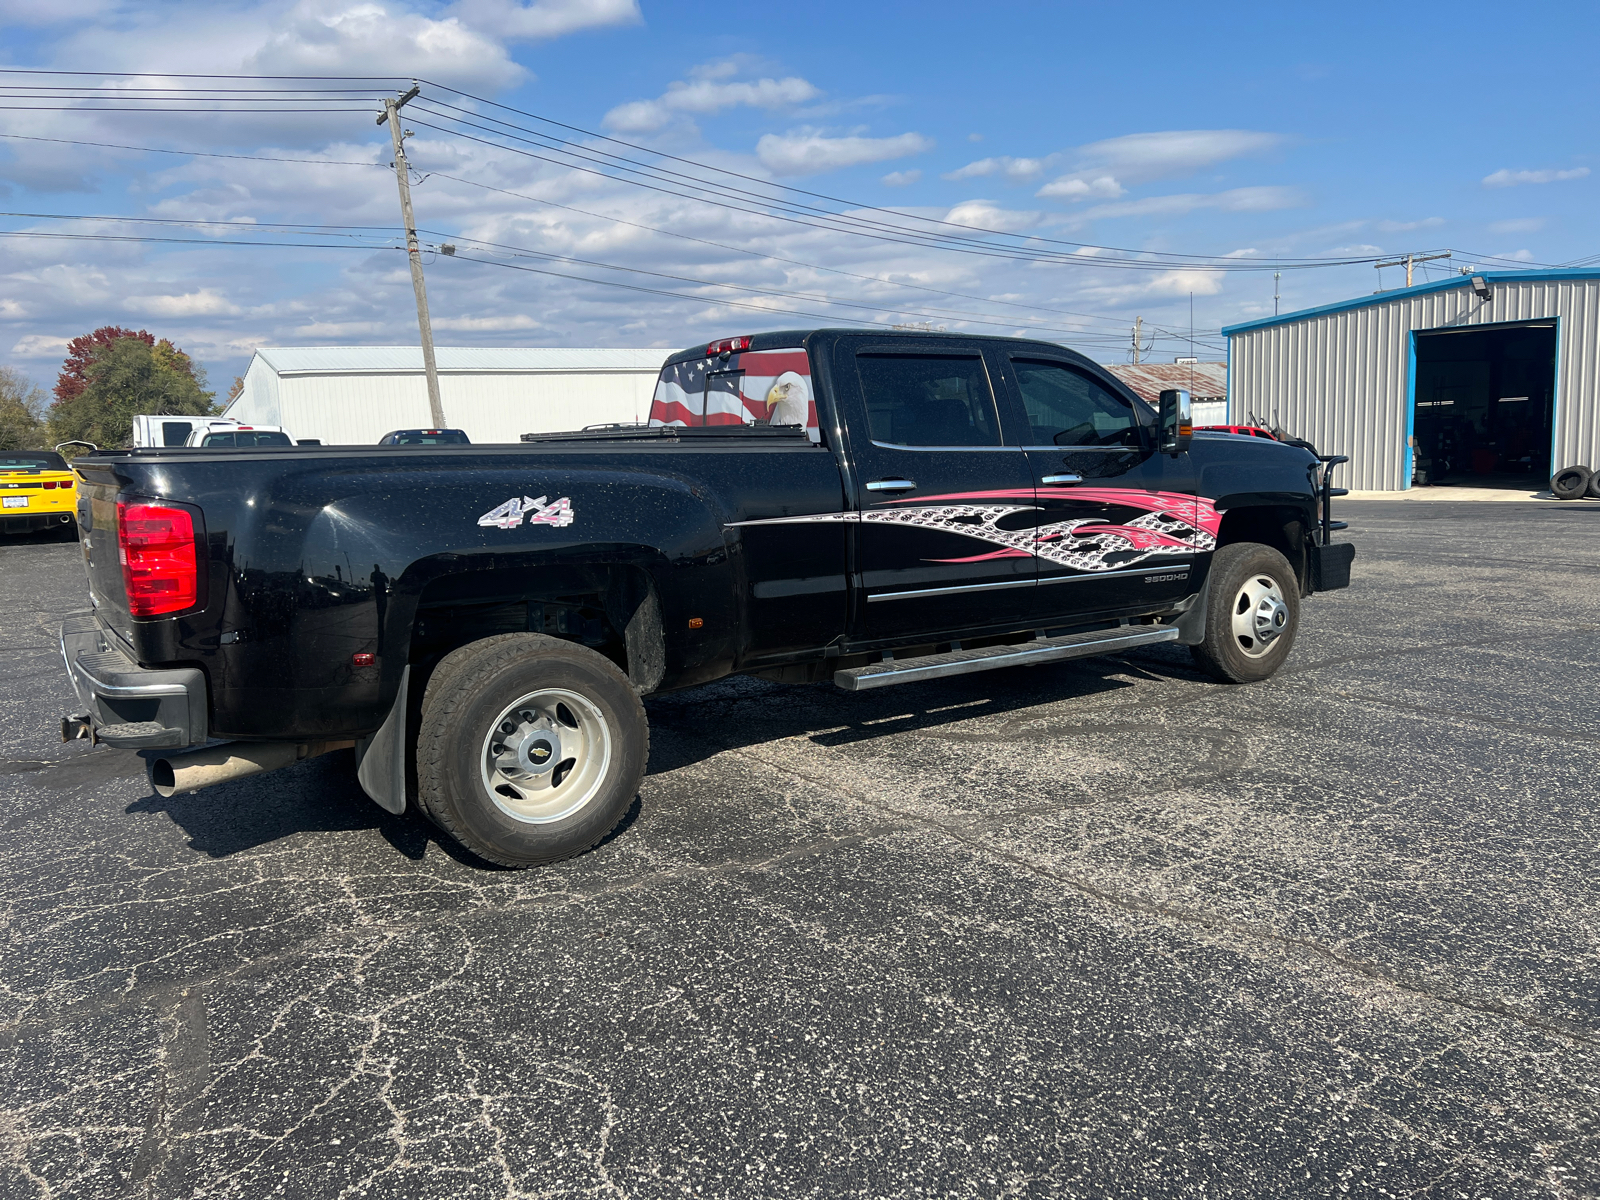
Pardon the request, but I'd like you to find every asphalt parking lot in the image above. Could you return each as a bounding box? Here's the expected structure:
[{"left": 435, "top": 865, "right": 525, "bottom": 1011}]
[{"left": 2, "top": 500, "right": 1597, "bottom": 1199}]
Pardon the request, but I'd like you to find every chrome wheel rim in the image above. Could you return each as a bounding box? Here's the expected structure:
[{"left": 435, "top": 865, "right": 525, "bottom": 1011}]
[
  {"left": 479, "top": 687, "right": 612, "bottom": 824},
  {"left": 1230, "top": 572, "right": 1290, "bottom": 658}
]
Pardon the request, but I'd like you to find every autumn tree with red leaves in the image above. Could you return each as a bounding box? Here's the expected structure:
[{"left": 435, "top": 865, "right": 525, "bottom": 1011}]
[{"left": 48, "top": 326, "right": 216, "bottom": 449}]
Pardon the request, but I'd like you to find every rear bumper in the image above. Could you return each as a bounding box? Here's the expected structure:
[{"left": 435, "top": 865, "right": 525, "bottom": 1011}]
[
  {"left": 59, "top": 611, "right": 208, "bottom": 749},
  {"left": 1, "top": 511, "right": 74, "bottom": 534}
]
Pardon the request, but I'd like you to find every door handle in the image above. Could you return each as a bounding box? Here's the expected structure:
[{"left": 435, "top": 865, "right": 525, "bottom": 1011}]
[
  {"left": 1040, "top": 474, "right": 1083, "bottom": 486},
  {"left": 866, "top": 478, "right": 918, "bottom": 492}
]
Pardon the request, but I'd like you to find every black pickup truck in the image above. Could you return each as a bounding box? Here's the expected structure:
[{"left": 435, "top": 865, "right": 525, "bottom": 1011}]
[{"left": 59, "top": 330, "right": 1353, "bottom": 867}]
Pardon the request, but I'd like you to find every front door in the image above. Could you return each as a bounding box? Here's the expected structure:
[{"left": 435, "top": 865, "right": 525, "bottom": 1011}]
[
  {"left": 836, "top": 342, "right": 1037, "bottom": 643},
  {"left": 998, "top": 354, "right": 1201, "bottom": 620}
]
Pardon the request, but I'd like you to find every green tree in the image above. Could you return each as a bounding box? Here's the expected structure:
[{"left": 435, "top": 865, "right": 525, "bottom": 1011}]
[
  {"left": 0, "top": 367, "right": 46, "bottom": 452},
  {"left": 48, "top": 332, "right": 218, "bottom": 449}
]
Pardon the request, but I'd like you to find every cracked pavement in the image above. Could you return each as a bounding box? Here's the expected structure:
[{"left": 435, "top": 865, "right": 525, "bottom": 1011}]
[{"left": 1, "top": 499, "right": 1596, "bottom": 1198}]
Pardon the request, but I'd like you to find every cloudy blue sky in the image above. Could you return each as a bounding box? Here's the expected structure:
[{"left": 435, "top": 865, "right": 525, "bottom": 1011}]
[{"left": 0, "top": 0, "right": 1595, "bottom": 393}]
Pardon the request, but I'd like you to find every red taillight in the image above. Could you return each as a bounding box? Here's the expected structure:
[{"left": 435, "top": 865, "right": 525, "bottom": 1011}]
[
  {"left": 705, "top": 336, "right": 752, "bottom": 357},
  {"left": 118, "top": 502, "right": 198, "bottom": 617}
]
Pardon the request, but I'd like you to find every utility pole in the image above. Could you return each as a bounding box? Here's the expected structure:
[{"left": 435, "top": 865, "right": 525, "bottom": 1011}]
[
  {"left": 1273, "top": 271, "right": 1281, "bottom": 316},
  {"left": 1375, "top": 251, "right": 1451, "bottom": 289},
  {"left": 378, "top": 83, "right": 445, "bottom": 428},
  {"left": 1130, "top": 315, "right": 1152, "bottom": 364}
]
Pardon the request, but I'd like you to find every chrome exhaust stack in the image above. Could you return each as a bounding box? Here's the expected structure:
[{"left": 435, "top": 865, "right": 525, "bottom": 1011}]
[{"left": 149, "top": 740, "right": 355, "bottom": 798}]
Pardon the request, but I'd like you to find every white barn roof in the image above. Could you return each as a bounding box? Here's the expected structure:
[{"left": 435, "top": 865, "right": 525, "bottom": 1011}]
[{"left": 251, "top": 346, "right": 668, "bottom": 375}]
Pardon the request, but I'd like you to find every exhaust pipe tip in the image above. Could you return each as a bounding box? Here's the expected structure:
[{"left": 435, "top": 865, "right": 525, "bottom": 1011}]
[
  {"left": 150, "top": 757, "right": 178, "bottom": 798},
  {"left": 146, "top": 739, "right": 355, "bottom": 798}
]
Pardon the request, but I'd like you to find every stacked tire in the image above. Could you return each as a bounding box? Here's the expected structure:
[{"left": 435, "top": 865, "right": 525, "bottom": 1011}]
[{"left": 1550, "top": 465, "right": 1600, "bottom": 500}]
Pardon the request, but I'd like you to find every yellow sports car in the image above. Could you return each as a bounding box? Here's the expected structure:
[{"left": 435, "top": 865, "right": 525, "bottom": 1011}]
[{"left": 0, "top": 449, "right": 78, "bottom": 537}]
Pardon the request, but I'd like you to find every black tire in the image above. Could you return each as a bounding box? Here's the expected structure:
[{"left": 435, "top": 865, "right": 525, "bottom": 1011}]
[
  {"left": 417, "top": 633, "right": 648, "bottom": 867},
  {"left": 1586, "top": 471, "right": 1600, "bottom": 499},
  {"left": 1190, "top": 543, "right": 1301, "bottom": 684},
  {"left": 1551, "top": 465, "right": 1592, "bottom": 500}
]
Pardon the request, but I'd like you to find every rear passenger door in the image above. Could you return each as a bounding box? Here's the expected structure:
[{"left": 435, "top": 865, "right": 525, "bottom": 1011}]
[
  {"left": 833, "top": 340, "right": 1037, "bottom": 642},
  {"left": 998, "top": 354, "right": 1199, "bottom": 619}
]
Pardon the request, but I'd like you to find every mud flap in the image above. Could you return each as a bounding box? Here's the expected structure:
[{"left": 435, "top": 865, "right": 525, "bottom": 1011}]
[{"left": 355, "top": 665, "right": 409, "bottom": 815}]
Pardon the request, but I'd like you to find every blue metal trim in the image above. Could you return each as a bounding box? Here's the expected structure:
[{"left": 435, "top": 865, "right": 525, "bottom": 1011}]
[
  {"left": 1225, "top": 337, "right": 1233, "bottom": 423},
  {"left": 1404, "top": 330, "right": 1417, "bottom": 491},
  {"left": 1222, "top": 268, "right": 1600, "bottom": 338}
]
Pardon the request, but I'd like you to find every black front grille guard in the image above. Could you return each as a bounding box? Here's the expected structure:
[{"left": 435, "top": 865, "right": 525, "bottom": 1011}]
[{"left": 1318, "top": 454, "right": 1349, "bottom": 545}]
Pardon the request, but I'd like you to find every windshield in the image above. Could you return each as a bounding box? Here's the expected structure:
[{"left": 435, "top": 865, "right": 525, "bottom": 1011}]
[
  {"left": 201, "top": 431, "right": 293, "bottom": 448},
  {"left": 386, "top": 430, "right": 470, "bottom": 445},
  {"left": 0, "top": 452, "right": 69, "bottom": 472}
]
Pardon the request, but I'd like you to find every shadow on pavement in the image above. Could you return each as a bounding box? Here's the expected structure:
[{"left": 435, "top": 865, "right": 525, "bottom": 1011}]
[{"left": 644, "top": 655, "right": 1152, "bottom": 775}]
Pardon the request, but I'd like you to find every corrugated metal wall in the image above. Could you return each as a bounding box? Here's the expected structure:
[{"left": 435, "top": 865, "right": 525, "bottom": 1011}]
[
  {"left": 1228, "top": 277, "right": 1600, "bottom": 491},
  {"left": 236, "top": 369, "right": 658, "bottom": 445}
]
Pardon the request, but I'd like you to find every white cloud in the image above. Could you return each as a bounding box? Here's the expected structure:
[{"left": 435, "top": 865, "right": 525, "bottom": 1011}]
[
  {"left": 433, "top": 313, "right": 542, "bottom": 331},
  {"left": 1489, "top": 217, "right": 1545, "bottom": 234},
  {"left": 1077, "top": 130, "right": 1283, "bottom": 180},
  {"left": 447, "top": 0, "right": 639, "bottom": 40},
  {"left": 944, "top": 201, "right": 1039, "bottom": 233},
  {"left": 943, "top": 155, "right": 1053, "bottom": 182},
  {"left": 604, "top": 66, "right": 821, "bottom": 133},
  {"left": 881, "top": 170, "right": 921, "bottom": 187},
  {"left": 756, "top": 130, "right": 933, "bottom": 176},
  {"left": 10, "top": 335, "right": 71, "bottom": 359},
  {"left": 1035, "top": 175, "right": 1123, "bottom": 201},
  {"left": 1035, "top": 129, "right": 1284, "bottom": 203},
  {"left": 244, "top": 0, "right": 526, "bottom": 89},
  {"left": 1376, "top": 216, "right": 1444, "bottom": 232},
  {"left": 1143, "top": 269, "right": 1226, "bottom": 297},
  {"left": 1083, "top": 186, "right": 1306, "bottom": 220},
  {"left": 1482, "top": 167, "right": 1589, "bottom": 188},
  {"left": 126, "top": 289, "right": 242, "bottom": 317}
]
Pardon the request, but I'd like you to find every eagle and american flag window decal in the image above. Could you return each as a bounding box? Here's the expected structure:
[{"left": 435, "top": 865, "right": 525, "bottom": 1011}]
[{"left": 650, "top": 350, "right": 820, "bottom": 443}]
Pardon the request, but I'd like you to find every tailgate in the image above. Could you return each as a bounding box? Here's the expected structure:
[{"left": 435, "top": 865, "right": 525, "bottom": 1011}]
[{"left": 76, "top": 476, "right": 133, "bottom": 630}]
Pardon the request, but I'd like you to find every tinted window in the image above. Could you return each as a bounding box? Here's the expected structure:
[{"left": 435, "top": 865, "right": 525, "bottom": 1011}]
[
  {"left": 201, "top": 432, "right": 292, "bottom": 448},
  {"left": 161, "top": 421, "right": 193, "bottom": 446},
  {"left": 0, "top": 452, "right": 68, "bottom": 471},
  {"left": 391, "top": 430, "right": 470, "bottom": 445},
  {"left": 1012, "top": 360, "right": 1142, "bottom": 448},
  {"left": 856, "top": 354, "right": 1000, "bottom": 447}
]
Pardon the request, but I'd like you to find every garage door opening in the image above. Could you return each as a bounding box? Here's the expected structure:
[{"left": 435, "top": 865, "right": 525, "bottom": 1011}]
[{"left": 1412, "top": 322, "right": 1556, "bottom": 489}]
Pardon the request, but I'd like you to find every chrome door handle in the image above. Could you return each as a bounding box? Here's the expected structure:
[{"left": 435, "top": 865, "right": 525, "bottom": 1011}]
[
  {"left": 1040, "top": 473, "right": 1083, "bottom": 486},
  {"left": 866, "top": 479, "right": 918, "bottom": 492}
]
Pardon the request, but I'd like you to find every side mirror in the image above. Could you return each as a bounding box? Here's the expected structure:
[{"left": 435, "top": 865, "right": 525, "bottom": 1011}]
[{"left": 1158, "top": 389, "right": 1192, "bottom": 454}]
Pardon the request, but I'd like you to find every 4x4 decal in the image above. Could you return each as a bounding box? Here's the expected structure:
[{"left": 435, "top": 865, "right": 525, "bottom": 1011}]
[{"left": 478, "top": 495, "right": 575, "bottom": 531}]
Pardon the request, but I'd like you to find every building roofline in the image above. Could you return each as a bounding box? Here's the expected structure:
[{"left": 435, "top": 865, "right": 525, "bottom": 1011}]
[{"left": 1221, "top": 268, "right": 1600, "bottom": 337}]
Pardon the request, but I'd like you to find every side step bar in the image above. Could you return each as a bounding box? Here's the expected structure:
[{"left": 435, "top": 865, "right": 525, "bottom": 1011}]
[{"left": 833, "top": 625, "right": 1180, "bottom": 691}]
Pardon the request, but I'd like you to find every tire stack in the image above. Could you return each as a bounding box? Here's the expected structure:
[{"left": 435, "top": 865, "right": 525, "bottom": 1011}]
[{"left": 1549, "top": 465, "right": 1600, "bottom": 500}]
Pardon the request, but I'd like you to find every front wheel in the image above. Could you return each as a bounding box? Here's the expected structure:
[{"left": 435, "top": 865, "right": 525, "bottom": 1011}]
[
  {"left": 1190, "top": 543, "right": 1300, "bottom": 683},
  {"left": 417, "top": 633, "right": 648, "bottom": 867}
]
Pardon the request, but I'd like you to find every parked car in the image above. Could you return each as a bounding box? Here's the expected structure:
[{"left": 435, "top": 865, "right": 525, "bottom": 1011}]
[
  {"left": 0, "top": 450, "right": 77, "bottom": 536},
  {"left": 59, "top": 329, "right": 1353, "bottom": 869},
  {"left": 378, "top": 429, "right": 471, "bottom": 446},
  {"left": 1197, "top": 424, "right": 1279, "bottom": 440}
]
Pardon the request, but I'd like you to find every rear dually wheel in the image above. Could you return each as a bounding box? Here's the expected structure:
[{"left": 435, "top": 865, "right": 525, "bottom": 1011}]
[{"left": 417, "top": 633, "right": 648, "bottom": 867}]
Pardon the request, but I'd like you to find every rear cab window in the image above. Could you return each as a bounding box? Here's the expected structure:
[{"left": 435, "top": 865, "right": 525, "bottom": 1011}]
[{"left": 650, "top": 346, "right": 820, "bottom": 442}]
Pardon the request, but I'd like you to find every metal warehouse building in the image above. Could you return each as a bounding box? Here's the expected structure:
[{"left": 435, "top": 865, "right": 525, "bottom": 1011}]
[
  {"left": 227, "top": 347, "right": 667, "bottom": 445},
  {"left": 1224, "top": 268, "right": 1600, "bottom": 492}
]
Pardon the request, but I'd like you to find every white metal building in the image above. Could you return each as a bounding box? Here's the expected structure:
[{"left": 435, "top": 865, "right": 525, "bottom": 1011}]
[
  {"left": 1224, "top": 269, "right": 1600, "bottom": 492},
  {"left": 227, "top": 347, "right": 668, "bottom": 445}
]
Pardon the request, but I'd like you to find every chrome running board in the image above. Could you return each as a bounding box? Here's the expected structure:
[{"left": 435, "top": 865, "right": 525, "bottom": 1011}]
[{"left": 833, "top": 625, "right": 1179, "bottom": 691}]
